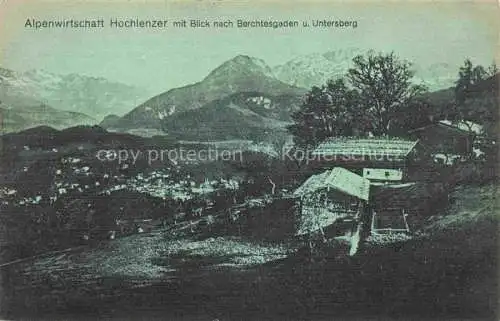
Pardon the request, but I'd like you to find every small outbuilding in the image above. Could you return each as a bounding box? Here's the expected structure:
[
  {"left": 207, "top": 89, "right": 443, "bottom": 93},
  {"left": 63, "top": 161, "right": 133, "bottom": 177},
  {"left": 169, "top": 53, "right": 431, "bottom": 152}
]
[{"left": 293, "top": 167, "right": 370, "bottom": 238}]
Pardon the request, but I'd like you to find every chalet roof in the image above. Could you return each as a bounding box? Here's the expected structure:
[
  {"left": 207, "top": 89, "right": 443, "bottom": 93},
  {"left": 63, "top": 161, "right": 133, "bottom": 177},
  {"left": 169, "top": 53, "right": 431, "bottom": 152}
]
[
  {"left": 438, "top": 120, "right": 484, "bottom": 135},
  {"left": 293, "top": 167, "right": 370, "bottom": 201},
  {"left": 410, "top": 120, "right": 484, "bottom": 136},
  {"left": 312, "top": 137, "right": 419, "bottom": 160}
]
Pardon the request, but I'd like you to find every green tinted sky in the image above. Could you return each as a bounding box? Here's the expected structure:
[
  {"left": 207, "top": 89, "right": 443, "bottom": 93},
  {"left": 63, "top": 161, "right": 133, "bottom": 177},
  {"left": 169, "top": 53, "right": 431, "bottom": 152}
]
[{"left": 1, "top": 1, "right": 498, "bottom": 93}]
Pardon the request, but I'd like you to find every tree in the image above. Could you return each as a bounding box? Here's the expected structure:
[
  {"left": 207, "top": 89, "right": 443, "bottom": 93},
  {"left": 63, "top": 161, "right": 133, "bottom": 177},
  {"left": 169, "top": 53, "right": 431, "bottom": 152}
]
[
  {"left": 287, "top": 78, "right": 363, "bottom": 148},
  {"left": 288, "top": 51, "right": 427, "bottom": 146},
  {"left": 453, "top": 59, "right": 497, "bottom": 121},
  {"left": 452, "top": 59, "right": 498, "bottom": 162},
  {"left": 347, "top": 51, "right": 426, "bottom": 136},
  {"left": 455, "top": 59, "right": 497, "bottom": 102},
  {"left": 389, "top": 99, "right": 434, "bottom": 137}
]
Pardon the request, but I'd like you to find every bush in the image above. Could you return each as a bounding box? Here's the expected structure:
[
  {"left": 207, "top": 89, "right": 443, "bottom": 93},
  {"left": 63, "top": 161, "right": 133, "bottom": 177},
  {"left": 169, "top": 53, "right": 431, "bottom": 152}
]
[{"left": 451, "top": 160, "right": 498, "bottom": 186}]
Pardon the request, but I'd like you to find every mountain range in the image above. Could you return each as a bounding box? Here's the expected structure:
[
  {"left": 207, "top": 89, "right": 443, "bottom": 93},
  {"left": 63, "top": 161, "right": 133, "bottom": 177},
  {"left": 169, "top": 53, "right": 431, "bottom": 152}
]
[
  {"left": 106, "top": 55, "right": 306, "bottom": 132},
  {"left": 104, "top": 51, "right": 461, "bottom": 141},
  {"left": 272, "top": 49, "right": 459, "bottom": 90},
  {"left": 272, "top": 48, "right": 364, "bottom": 89},
  {"left": 1, "top": 49, "right": 465, "bottom": 139},
  {"left": 0, "top": 67, "right": 152, "bottom": 128},
  {"left": 0, "top": 70, "right": 97, "bottom": 133}
]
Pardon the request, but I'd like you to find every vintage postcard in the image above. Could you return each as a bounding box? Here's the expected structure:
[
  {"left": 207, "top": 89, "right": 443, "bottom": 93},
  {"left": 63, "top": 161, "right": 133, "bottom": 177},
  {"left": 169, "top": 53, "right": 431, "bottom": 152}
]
[{"left": 0, "top": 0, "right": 498, "bottom": 320}]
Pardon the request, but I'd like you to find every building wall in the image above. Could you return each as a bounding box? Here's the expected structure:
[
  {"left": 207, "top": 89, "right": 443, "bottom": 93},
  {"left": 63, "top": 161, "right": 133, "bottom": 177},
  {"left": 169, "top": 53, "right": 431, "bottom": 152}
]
[
  {"left": 412, "top": 126, "right": 473, "bottom": 155},
  {"left": 363, "top": 168, "right": 403, "bottom": 181},
  {"left": 309, "top": 159, "right": 412, "bottom": 183},
  {"left": 296, "top": 193, "right": 362, "bottom": 236}
]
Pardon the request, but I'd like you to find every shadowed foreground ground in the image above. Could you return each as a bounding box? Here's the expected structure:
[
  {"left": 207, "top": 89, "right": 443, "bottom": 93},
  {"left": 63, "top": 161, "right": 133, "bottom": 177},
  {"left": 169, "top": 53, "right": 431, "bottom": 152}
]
[{"left": 1, "top": 185, "right": 498, "bottom": 320}]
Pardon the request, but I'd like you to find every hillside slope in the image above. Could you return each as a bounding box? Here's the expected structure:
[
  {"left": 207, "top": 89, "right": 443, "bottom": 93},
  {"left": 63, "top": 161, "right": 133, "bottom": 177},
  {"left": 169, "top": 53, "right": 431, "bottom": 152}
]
[
  {"left": 2, "top": 184, "right": 497, "bottom": 319},
  {"left": 111, "top": 55, "right": 306, "bottom": 131},
  {"left": 159, "top": 91, "right": 299, "bottom": 141},
  {"left": 0, "top": 94, "right": 97, "bottom": 133}
]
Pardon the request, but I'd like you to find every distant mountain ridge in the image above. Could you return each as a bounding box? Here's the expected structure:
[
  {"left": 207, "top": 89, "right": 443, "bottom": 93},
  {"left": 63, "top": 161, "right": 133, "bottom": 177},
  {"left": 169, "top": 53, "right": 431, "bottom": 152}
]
[
  {"left": 0, "top": 67, "right": 152, "bottom": 120},
  {"left": 272, "top": 48, "right": 365, "bottom": 88},
  {"left": 1, "top": 51, "right": 465, "bottom": 138},
  {"left": 413, "top": 62, "right": 459, "bottom": 91},
  {"left": 105, "top": 51, "right": 465, "bottom": 141},
  {"left": 0, "top": 103, "right": 96, "bottom": 134},
  {"left": 272, "top": 49, "right": 459, "bottom": 91},
  {"left": 0, "top": 79, "right": 97, "bottom": 133}
]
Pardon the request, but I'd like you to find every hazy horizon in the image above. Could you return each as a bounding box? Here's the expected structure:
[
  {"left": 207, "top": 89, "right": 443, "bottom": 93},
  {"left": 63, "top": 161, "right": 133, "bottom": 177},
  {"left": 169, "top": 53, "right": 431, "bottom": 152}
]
[{"left": 1, "top": 1, "right": 498, "bottom": 93}]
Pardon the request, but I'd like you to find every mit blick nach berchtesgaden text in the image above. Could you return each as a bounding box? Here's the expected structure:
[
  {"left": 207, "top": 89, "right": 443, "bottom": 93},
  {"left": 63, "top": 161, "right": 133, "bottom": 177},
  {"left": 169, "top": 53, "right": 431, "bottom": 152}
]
[{"left": 24, "top": 18, "right": 358, "bottom": 29}]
